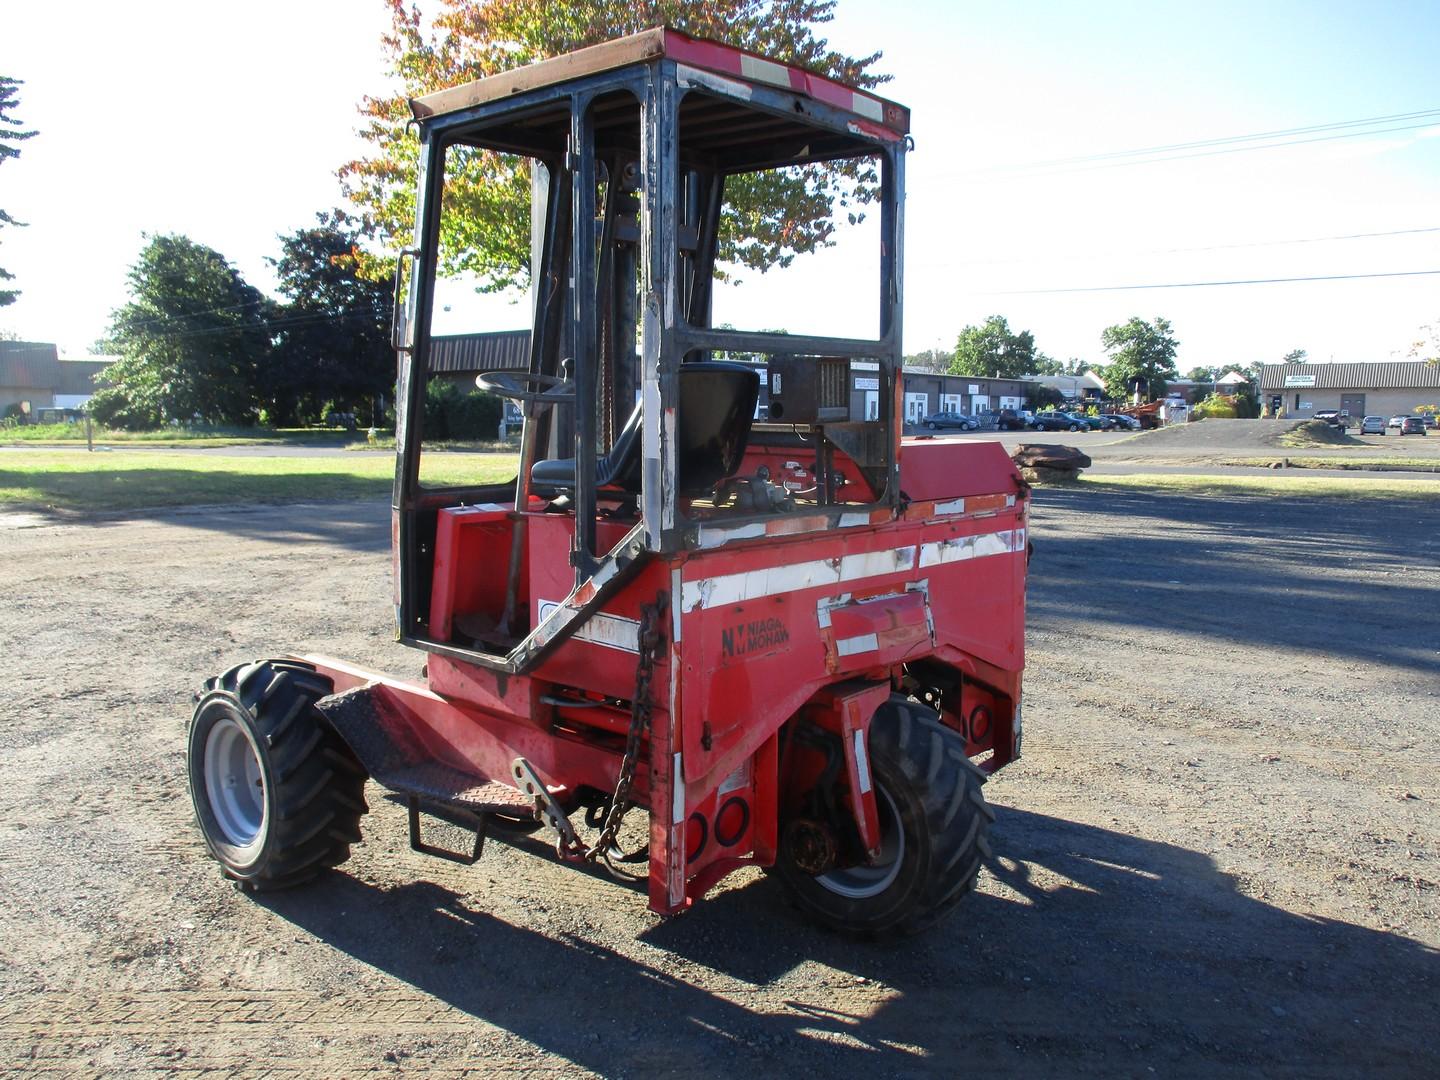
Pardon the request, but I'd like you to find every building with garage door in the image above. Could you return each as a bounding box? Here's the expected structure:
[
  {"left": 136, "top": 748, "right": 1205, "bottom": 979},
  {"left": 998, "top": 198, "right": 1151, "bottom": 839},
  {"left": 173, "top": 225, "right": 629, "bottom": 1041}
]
[{"left": 1259, "top": 361, "right": 1440, "bottom": 419}]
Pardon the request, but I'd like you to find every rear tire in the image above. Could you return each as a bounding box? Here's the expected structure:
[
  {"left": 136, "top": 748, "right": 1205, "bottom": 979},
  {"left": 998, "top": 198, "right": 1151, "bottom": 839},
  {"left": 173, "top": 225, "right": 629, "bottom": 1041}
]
[
  {"left": 188, "top": 659, "right": 368, "bottom": 890},
  {"left": 775, "top": 696, "right": 994, "bottom": 937}
]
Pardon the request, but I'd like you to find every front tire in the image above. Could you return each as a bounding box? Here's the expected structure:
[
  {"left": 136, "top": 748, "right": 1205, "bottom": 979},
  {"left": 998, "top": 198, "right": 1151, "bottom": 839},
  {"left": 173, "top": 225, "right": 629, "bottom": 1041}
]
[
  {"left": 188, "top": 659, "right": 368, "bottom": 890},
  {"left": 775, "top": 697, "right": 994, "bottom": 937}
]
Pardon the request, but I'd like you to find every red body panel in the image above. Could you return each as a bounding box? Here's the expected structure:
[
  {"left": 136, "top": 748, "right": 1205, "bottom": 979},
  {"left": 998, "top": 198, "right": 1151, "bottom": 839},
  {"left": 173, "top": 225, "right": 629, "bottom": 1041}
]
[{"left": 312, "top": 442, "right": 1027, "bottom": 916}]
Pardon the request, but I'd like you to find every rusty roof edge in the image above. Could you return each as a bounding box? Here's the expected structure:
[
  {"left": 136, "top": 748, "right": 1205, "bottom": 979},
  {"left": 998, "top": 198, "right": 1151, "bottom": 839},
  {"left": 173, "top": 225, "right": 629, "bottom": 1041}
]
[
  {"left": 410, "top": 28, "right": 670, "bottom": 121},
  {"left": 407, "top": 26, "right": 907, "bottom": 131}
]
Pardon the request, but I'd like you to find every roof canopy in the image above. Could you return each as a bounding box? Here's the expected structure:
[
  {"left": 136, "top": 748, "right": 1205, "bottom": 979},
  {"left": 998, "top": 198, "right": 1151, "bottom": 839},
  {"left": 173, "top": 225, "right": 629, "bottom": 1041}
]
[{"left": 410, "top": 27, "right": 909, "bottom": 140}]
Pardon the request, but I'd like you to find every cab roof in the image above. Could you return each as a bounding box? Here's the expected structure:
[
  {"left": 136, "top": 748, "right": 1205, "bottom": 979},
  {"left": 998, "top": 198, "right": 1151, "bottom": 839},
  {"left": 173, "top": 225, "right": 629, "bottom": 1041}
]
[{"left": 410, "top": 26, "right": 910, "bottom": 139}]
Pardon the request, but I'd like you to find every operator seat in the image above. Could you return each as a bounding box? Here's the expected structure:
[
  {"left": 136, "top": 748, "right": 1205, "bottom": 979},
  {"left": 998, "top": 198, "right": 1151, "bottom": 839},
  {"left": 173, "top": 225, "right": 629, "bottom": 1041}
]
[{"left": 530, "top": 360, "right": 760, "bottom": 497}]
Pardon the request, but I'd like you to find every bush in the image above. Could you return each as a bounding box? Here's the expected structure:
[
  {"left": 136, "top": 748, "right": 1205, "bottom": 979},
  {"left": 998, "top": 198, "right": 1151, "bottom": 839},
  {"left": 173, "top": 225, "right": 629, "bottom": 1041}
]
[
  {"left": 1192, "top": 393, "right": 1239, "bottom": 420},
  {"left": 88, "top": 386, "right": 160, "bottom": 430},
  {"left": 424, "top": 380, "right": 503, "bottom": 440}
]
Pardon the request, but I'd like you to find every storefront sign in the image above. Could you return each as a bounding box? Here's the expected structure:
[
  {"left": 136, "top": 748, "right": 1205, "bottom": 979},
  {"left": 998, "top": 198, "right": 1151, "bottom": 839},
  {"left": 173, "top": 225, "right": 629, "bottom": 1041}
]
[{"left": 1283, "top": 374, "right": 1316, "bottom": 387}]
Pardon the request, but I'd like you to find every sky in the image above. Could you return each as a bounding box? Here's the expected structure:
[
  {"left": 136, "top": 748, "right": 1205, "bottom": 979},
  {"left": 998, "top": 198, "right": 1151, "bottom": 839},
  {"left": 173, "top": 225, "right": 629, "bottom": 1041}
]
[{"left": 2, "top": 0, "right": 1438, "bottom": 371}]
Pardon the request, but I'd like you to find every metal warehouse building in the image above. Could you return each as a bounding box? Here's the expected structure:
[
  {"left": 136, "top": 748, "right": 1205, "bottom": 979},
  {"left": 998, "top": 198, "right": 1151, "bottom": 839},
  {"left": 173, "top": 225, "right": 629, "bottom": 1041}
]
[
  {"left": 1, "top": 341, "right": 114, "bottom": 416},
  {"left": 1260, "top": 361, "right": 1440, "bottom": 419}
]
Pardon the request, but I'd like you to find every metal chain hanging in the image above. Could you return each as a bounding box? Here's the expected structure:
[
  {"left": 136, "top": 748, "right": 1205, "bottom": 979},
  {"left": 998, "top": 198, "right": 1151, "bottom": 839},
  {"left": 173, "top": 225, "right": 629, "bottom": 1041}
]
[{"left": 581, "top": 590, "right": 668, "bottom": 868}]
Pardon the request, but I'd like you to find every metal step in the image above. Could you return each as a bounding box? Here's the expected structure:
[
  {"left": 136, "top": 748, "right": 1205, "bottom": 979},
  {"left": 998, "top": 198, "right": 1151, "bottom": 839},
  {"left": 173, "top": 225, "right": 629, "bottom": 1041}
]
[{"left": 385, "top": 762, "right": 537, "bottom": 818}]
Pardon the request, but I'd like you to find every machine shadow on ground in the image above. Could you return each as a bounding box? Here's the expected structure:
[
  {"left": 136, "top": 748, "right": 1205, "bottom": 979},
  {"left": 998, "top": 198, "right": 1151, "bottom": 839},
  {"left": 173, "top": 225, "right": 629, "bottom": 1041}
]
[
  {"left": 0, "top": 489, "right": 393, "bottom": 554},
  {"left": 261, "top": 807, "right": 1439, "bottom": 1076},
  {"left": 1028, "top": 488, "right": 1440, "bottom": 674}
]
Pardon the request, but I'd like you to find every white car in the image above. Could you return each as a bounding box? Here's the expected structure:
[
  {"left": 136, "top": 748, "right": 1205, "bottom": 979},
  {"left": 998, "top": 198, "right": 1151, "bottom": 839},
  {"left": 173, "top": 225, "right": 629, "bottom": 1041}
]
[{"left": 1388, "top": 415, "right": 1407, "bottom": 430}]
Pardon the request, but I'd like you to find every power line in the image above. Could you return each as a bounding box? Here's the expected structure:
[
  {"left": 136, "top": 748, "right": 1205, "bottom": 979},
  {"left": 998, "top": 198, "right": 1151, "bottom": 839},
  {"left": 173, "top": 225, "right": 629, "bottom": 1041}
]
[
  {"left": 991, "top": 107, "right": 1440, "bottom": 171},
  {"left": 123, "top": 307, "right": 386, "bottom": 343},
  {"left": 981, "top": 269, "right": 1440, "bottom": 295},
  {"left": 940, "top": 110, "right": 1440, "bottom": 180},
  {"left": 934, "top": 225, "right": 1440, "bottom": 269}
]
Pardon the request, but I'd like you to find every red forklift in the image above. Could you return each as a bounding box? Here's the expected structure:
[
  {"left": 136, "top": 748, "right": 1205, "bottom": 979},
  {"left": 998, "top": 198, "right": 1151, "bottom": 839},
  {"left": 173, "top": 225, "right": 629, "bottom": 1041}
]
[{"left": 187, "top": 28, "right": 1029, "bottom": 936}]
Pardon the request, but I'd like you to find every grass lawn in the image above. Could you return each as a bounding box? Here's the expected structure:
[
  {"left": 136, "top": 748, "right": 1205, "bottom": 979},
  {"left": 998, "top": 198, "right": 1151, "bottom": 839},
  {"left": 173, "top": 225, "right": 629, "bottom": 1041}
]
[
  {"left": 1228, "top": 455, "right": 1440, "bottom": 472},
  {"left": 1, "top": 423, "right": 374, "bottom": 448},
  {"left": 1079, "top": 472, "right": 1440, "bottom": 500},
  {"left": 0, "top": 450, "right": 518, "bottom": 512}
]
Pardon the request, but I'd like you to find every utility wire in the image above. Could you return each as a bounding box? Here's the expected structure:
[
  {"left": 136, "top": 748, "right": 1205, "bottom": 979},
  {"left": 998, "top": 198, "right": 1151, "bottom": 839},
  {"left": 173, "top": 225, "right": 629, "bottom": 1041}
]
[
  {"left": 980, "top": 269, "right": 1440, "bottom": 295},
  {"left": 991, "top": 107, "right": 1440, "bottom": 171},
  {"left": 941, "top": 112, "right": 1440, "bottom": 180},
  {"left": 121, "top": 307, "right": 386, "bottom": 343},
  {"left": 935, "top": 225, "right": 1440, "bottom": 269}
]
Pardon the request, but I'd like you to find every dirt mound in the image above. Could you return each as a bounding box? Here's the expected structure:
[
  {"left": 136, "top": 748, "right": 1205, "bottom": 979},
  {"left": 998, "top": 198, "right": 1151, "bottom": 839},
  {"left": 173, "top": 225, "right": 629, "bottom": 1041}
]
[
  {"left": 1119, "top": 418, "right": 1308, "bottom": 452},
  {"left": 1012, "top": 443, "right": 1090, "bottom": 484},
  {"left": 1280, "top": 419, "right": 1352, "bottom": 447}
]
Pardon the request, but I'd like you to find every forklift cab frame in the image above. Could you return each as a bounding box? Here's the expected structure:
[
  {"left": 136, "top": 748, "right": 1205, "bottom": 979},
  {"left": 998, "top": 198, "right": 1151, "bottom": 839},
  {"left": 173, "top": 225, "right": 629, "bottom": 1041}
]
[{"left": 392, "top": 28, "right": 912, "bottom": 675}]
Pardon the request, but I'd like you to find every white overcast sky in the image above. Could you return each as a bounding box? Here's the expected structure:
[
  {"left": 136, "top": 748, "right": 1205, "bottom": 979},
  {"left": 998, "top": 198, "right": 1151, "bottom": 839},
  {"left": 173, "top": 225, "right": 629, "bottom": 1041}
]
[{"left": 2, "top": 0, "right": 1438, "bottom": 369}]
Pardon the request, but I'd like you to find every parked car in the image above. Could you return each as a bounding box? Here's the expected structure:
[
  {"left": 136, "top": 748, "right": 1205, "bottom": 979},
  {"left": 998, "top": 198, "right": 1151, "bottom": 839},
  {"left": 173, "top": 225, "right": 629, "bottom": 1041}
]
[
  {"left": 919, "top": 411, "right": 978, "bottom": 431},
  {"left": 1107, "top": 413, "right": 1141, "bottom": 430},
  {"left": 1421, "top": 414, "right": 1438, "bottom": 429},
  {"left": 1359, "top": 415, "right": 1386, "bottom": 435},
  {"left": 977, "top": 408, "right": 1027, "bottom": 431},
  {"left": 1071, "top": 412, "right": 1106, "bottom": 430},
  {"left": 1399, "top": 416, "right": 1427, "bottom": 436},
  {"left": 1388, "top": 415, "right": 1407, "bottom": 430},
  {"left": 1033, "top": 411, "right": 1083, "bottom": 432}
]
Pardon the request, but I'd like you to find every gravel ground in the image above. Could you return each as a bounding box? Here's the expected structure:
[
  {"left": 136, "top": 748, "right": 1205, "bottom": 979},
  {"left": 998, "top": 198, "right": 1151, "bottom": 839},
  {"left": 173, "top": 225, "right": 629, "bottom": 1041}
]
[{"left": 1, "top": 491, "right": 1437, "bottom": 1077}]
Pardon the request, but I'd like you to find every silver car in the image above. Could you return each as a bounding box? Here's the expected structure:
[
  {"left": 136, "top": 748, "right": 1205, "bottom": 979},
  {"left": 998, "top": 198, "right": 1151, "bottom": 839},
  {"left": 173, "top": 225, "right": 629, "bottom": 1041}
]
[{"left": 1360, "top": 415, "right": 1385, "bottom": 435}]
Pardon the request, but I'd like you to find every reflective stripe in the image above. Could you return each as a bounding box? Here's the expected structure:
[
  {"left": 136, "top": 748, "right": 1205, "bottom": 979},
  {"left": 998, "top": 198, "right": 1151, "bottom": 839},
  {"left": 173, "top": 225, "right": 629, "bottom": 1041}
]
[
  {"left": 918, "top": 527, "right": 1026, "bottom": 568},
  {"left": 681, "top": 545, "right": 916, "bottom": 611},
  {"left": 836, "top": 633, "right": 880, "bottom": 656},
  {"left": 853, "top": 731, "right": 872, "bottom": 794}
]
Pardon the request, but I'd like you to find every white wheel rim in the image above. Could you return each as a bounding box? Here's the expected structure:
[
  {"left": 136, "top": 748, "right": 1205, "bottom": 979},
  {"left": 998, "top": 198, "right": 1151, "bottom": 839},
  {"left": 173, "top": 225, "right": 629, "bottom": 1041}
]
[
  {"left": 815, "top": 785, "right": 905, "bottom": 900},
  {"left": 203, "top": 716, "right": 266, "bottom": 848}
]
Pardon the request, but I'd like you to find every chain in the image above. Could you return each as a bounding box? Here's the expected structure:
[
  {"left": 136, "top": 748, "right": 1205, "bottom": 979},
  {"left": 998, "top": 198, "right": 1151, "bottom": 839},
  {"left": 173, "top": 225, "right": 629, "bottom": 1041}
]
[{"left": 583, "top": 590, "right": 668, "bottom": 866}]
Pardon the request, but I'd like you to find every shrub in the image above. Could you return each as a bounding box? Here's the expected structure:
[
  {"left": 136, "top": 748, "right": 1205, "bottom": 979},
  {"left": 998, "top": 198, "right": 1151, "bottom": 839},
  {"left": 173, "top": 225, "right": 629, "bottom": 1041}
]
[
  {"left": 424, "top": 379, "right": 503, "bottom": 440},
  {"left": 1193, "top": 393, "right": 1239, "bottom": 420}
]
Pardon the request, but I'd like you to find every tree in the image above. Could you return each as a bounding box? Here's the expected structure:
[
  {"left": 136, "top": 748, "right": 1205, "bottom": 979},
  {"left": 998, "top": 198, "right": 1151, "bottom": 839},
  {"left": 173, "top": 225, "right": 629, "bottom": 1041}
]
[
  {"left": 949, "top": 315, "right": 1044, "bottom": 379},
  {"left": 1026, "top": 384, "right": 1066, "bottom": 410},
  {"left": 339, "top": 0, "right": 888, "bottom": 290},
  {"left": 0, "top": 76, "right": 38, "bottom": 307},
  {"left": 1282, "top": 348, "right": 1307, "bottom": 364},
  {"left": 90, "top": 235, "right": 271, "bottom": 428},
  {"left": 903, "top": 348, "right": 951, "bottom": 372},
  {"left": 262, "top": 210, "right": 395, "bottom": 426},
  {"left": 1407, "top": 318, "right": 1439, "bottom": 366},
  {"left": 1100, "top": 316, "right": 1179, "bottom": 401},
  {"left": 1185, "top": 366, "right": 1214, "bottom": 383}
]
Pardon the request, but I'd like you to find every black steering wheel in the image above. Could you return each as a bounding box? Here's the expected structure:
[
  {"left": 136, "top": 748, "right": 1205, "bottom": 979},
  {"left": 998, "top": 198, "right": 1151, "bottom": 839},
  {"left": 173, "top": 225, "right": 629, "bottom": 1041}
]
[{"left": 474, "top": 370, "right": 576, "bottom": 407}]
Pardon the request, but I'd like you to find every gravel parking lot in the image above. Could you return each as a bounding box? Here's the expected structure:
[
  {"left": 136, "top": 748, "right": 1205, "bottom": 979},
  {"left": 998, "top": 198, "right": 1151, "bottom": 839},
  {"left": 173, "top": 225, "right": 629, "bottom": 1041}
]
[{"left": 1, "top": 490, "right": 1436, "bottom": 1077}]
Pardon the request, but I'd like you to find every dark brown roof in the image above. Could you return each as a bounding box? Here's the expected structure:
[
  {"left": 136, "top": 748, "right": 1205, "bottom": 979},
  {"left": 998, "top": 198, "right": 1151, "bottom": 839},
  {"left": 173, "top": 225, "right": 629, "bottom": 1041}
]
[
  {"left": 0, "top": 341, "right": 59, "bottom": 388},
  {"left": 1259, "top": 361, "right": 1440, "bottom": 391},
  {"left": 428, "top": 331, "right": 530, "bottom": 374},
  {"left": 54, "top": 359, "right": 114, "bottom": 394}
]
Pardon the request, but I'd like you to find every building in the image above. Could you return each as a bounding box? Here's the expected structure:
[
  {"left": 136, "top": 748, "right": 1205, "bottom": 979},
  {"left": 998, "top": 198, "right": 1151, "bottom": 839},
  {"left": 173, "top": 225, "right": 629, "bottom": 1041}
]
[
  {"left": 1, "top": 341, "right": 114, "bottom": 417},
  {"left": 885, "top": 368, "right": 1034, "bottom": 424},
  {"left": 1024, "top": 370, "right": 1106, "bottom": 402},
  {"left": 1258, "top": 361, "right": 1440, "bottom": 419},
  {"left": 425, "top": 333, "right": 1041, "bottom": 425}
]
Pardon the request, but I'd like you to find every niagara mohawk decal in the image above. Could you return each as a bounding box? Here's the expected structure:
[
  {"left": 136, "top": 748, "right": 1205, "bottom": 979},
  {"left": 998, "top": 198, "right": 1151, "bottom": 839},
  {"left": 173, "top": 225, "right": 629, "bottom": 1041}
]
[{"left": 720, "top": 616, "right": 792, "bottom": 660}]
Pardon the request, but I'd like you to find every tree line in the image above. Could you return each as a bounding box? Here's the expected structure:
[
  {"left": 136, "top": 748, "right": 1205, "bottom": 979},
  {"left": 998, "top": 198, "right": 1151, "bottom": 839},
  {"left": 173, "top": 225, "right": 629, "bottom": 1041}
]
[
  {"left": 91, "top": 214, "right": 393, "bottom": 430},
  {"left": 908, "top": 313, "right": 1290, "bottom": 406}
]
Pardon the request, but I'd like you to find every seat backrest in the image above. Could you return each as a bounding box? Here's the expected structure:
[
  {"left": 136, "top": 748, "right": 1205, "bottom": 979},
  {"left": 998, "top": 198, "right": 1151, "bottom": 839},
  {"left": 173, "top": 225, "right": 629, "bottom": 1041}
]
[
  {"left": 530, "top": 360, "right": 759, "bottom": 497},
  {"left": 673, "top": 361, "right": 760, "bottom": 496}
]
